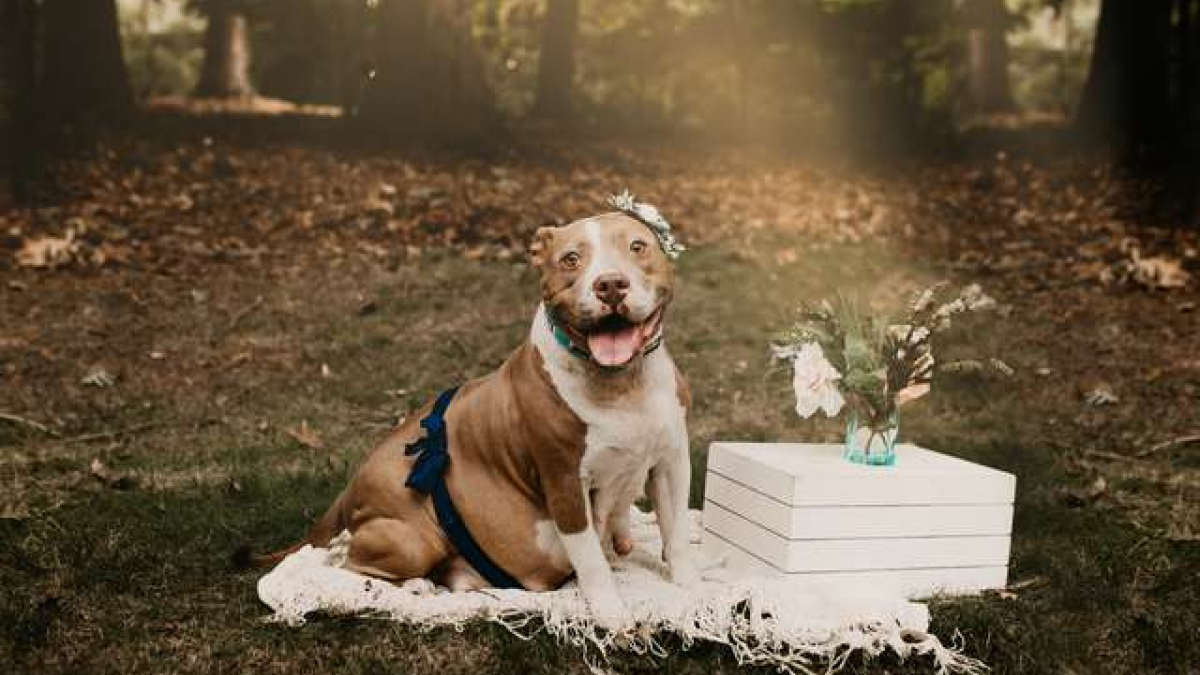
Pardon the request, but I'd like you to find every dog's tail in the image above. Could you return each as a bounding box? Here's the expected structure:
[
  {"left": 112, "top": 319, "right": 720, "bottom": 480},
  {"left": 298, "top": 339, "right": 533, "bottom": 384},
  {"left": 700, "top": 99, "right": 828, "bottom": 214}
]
[{"left": 232, "top": 490, "right": 347, "bottom": 570}]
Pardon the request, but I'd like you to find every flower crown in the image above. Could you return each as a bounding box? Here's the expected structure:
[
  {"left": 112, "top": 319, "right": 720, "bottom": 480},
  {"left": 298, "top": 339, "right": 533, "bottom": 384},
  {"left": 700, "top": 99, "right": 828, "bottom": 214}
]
[{"left": 607, "top": 190, "right": 686, "bottom": 260}]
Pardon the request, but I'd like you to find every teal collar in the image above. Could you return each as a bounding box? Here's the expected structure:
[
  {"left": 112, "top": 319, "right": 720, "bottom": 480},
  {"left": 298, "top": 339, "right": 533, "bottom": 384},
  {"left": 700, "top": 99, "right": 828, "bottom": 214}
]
[{"left": 545, "top": 309, "right": 664, "bottom": 364}]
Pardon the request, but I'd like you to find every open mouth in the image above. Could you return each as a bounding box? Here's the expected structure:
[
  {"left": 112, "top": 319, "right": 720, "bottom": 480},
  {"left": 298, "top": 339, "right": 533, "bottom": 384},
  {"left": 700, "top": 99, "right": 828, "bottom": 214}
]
[{"left": 569, "top": 307, "right": 664, "bottom": 367}]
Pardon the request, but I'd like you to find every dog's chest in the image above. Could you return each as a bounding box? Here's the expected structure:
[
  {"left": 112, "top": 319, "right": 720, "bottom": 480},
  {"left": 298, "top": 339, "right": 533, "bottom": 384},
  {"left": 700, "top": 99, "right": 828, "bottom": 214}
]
[
  {"left": 577, "top": 385, "right": 684, "bottom": 484},
  {"left": 550, "top": 354, "right": 686, "bottom": 491}
]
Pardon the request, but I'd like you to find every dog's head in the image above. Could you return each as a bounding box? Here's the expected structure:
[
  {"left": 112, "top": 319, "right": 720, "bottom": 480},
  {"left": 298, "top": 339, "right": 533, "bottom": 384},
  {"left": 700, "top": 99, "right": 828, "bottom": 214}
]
[{"left": 530, "top": 212, "right": 675, "bottom": 368}]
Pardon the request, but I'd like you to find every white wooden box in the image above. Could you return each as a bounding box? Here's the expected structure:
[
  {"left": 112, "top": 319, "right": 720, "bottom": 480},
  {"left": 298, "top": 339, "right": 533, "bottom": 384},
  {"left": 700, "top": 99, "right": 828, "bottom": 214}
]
[{"left": 702, "top": 442, "right": 1016, "bottom": 598}]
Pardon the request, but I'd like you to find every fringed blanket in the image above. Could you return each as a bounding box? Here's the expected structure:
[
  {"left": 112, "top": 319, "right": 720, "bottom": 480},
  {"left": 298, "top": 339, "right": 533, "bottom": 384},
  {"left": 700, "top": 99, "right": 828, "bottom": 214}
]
[{"left": 257, "top": 509, "right": 985, "bottom": 674}]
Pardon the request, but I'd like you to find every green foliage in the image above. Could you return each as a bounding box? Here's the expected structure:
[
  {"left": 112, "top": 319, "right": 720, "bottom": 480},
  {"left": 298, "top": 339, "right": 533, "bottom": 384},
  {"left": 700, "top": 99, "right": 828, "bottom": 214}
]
[
  {"left": 113, "top": 0, "right": 1097, "bottom": 137},
  {"left": 1008, "top": 0, "right": 1098, "bottom": 114},
  {"left": 118, "top": 0, "right": 204, "bottom": 98},
  {"left": 251, "top": 0, "right": 374, "bottom": 106}
]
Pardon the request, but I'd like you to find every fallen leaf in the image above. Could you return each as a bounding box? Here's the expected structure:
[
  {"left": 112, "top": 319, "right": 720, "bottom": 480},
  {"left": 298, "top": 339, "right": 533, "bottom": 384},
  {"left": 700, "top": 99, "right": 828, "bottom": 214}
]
[
  {"left": 362, "top": 196, "right": 395, "bottom": 216},
  {"left": 1058, "top": 477, "right": 1107, "bottom": 507},
  {"left": 81, "top": 367, "right": 116, "bottom": 388},
  {"left": 0, "top": 502, "right": 31, "bottom": 520},
  {"left": 284, "top": 420, "right": 324, "bottom": 449},
  {"left": 1106, "top": 243, "right": 1193, "bottom": 290},
  {"left": 357, "top": 298, "right": 378, "bottom": 316},
  {"left": 1085, "top": 385, "right": 1118, "bottom": 406},
  {"left": 90, "top": 458, "right": 137, "bottom": 490},
  {"left": 15, "top": 232, "right": 79, "bottom": 268},
  {"left": 1131, "top": 255, "right": 1191, "bottom": 289}
]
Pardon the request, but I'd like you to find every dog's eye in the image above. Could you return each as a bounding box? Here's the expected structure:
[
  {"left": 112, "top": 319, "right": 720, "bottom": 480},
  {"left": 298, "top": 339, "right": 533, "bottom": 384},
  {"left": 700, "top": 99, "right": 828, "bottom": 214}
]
[
  {"left": 630, "top": 240, "right": 648, "bottom": 254},
  {"left": 560, "top": 252, "right": 581, "bottom": 270}
]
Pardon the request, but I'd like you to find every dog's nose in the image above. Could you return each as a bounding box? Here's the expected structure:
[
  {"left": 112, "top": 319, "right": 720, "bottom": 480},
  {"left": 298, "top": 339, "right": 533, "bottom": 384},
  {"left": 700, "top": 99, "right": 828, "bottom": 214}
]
[{"left": 592, "top": 273, "right": 630, "bottom": 307}]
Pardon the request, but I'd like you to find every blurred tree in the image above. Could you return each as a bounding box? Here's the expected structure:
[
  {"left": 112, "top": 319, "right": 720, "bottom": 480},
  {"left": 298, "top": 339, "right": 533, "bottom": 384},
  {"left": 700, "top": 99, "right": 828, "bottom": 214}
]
[
  {"left": 253, "top": 0, "right": 372, "bottom": 108},
  {"left": 0, "top": 0, "right": 38, "bottom": 204},
  {"left": 1077, "top": 0, "right": 1200, "bottom": 216},
  {"left": 532, "top": 0, "right": 580, "bottom": 119},
  {"left": 822, "top": 0, "right": 952, "bottom": 147},
  {"left": 1184, "top": 2, "right": 1200, "bottom": 142},
  {"left": 356, "top": 0, "right": 497, "bottom": 141},
  {"left": 1076, "top": 0, "right": 1174, "bottom": 147},
  {"left": 963, "top": 0, "right": 1016, "bottom": 113},
  {"left": 41, "top": 0, "right": 135, "bottom": 118},
  {"left": 194, "top": 0, "right": 255, "bottom": 97},
  {"left": 120, "top": 0, "right": 205, "bottom": 99}
]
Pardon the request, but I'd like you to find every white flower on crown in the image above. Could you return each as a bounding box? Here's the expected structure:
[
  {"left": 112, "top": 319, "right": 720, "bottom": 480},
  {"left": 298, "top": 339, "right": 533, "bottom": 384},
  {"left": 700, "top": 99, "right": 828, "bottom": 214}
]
[
  {"left": 608, "top": 190, "right": 686, "bottom": 259},
  {"left": 786, "top": 342, "right": 845, "bottom": 419}
]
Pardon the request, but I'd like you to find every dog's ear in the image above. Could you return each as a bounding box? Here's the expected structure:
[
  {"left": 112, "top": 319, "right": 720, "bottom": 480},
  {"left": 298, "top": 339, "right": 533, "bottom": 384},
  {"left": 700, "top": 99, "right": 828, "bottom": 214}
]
[{"left": 529, "top": 226, "right": 556, "bottom": 269}]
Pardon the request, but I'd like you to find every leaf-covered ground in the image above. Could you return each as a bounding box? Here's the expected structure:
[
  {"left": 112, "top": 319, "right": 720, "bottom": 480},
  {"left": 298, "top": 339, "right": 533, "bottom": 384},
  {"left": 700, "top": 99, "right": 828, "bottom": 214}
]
[{"left": 1, "top": 134, "right": 1199, "bottom": 674}]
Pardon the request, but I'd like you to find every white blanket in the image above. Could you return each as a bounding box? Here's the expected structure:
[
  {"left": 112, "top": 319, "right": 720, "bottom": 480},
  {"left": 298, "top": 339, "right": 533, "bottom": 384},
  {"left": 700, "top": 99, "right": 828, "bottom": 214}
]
[{"left": 258, "top": 509, "right": 984, "bottom": 674}]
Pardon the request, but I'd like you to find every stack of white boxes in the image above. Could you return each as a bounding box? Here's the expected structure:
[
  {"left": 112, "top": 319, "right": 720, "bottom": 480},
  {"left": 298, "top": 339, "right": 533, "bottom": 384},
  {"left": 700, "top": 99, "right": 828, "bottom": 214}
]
[{"left": 702, "top": 442, "right": 1016, "bottom": 598}]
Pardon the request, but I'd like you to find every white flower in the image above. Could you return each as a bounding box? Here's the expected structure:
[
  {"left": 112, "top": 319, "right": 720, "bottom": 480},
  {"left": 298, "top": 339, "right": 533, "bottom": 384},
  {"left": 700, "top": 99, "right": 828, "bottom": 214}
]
[
  {"left": 789, "top": 342, "right": 845, "bottom": 419},
  {"left": 962, "top": 283, "right": 997, "bottom": 311},
  {"left": 888, "top": 324, "right": 930, "bottom": 345},
  {"left": 934, "top": 298, "right": 966, "bottom": 319},
  {"left": 608, "top": 190, "right": 686, "bottom": 259},
  {"left": 770, "top": 342, "right": 801, "bottom": 361}
]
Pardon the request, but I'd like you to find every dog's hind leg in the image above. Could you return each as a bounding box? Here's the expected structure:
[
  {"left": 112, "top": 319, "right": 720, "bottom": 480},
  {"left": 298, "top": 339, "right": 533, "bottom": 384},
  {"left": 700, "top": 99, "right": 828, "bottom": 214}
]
[
  {"left": 346, "top": 518, "right": 449, "bottom": 581},
  {"left": 430, "top": 555, "right": 489, "bottom": 592}
]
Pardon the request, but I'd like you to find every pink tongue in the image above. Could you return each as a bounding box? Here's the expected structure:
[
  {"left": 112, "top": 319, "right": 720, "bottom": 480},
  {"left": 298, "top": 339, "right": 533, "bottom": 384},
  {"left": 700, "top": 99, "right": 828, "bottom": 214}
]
[{"left": 587, "top": 324, "right": 644, "bottom": 366}]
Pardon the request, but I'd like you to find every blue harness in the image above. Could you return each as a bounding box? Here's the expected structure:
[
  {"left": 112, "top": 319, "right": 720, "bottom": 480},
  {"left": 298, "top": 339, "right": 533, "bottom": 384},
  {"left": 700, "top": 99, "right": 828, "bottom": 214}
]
[{"left": 404, "top": 387, "right": 523, "bottom": 590}]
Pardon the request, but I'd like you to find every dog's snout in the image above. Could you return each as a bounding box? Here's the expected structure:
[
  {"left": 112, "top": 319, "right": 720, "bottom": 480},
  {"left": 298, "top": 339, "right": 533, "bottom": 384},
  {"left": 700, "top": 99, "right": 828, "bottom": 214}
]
[{"left": 592, "top": 273, "right": 630, "bottom": 307}]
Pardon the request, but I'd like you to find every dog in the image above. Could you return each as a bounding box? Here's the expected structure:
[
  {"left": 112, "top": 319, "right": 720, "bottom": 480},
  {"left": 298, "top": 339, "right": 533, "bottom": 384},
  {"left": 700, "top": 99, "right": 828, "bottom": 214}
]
[{"left": 240, "top": 208, "right": 698, "bottom": 628}]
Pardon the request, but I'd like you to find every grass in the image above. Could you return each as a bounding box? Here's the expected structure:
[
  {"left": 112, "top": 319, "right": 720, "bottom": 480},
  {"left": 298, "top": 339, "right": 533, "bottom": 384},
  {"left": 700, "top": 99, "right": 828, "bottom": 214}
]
[{"left": 3, "top": 151, "right": 1199, "bottom": 674}]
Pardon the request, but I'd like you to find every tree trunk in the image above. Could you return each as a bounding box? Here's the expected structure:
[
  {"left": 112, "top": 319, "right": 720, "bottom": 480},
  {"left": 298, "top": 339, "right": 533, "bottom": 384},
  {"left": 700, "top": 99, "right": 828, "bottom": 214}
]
[
  {"left": 40, "top": 0, "right": 134, "bottom": 119},
  {"left": 1176, "top": 0, "right": 1200, "bottom": 218},
  {"left": 532, "top": 0, "right": 580, "bottom": 120},
  {"left": 1076, "top": 0, "right": 1173, "bottom": 146},
  {"left": 356, "top": 0, "right": 496, "bottom": 142},
  {"left": 1180, "top": 0, "right": 1200, "bottom": 133},
  {"left": 964, "top": 0, "right": 1015, "bottom": 114},
  {"left": 196, "top": 1, "right": 255, "bottom": 98},
  {"left": 1, "top": 0, "right": 37, "bottom": 203}
]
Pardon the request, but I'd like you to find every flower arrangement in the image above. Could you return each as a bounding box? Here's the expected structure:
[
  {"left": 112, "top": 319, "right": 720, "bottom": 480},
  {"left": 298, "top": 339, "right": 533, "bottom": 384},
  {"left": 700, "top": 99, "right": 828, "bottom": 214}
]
[{"left": 775, "top": 283, "right": 1011, "bottom": 465}]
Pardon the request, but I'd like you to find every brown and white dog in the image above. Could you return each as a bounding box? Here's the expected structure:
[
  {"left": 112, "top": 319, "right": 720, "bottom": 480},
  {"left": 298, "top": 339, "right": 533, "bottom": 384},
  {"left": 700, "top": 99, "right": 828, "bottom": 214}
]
[{"left": 242, "top": 211, "right": 698, "bottom": 627}]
